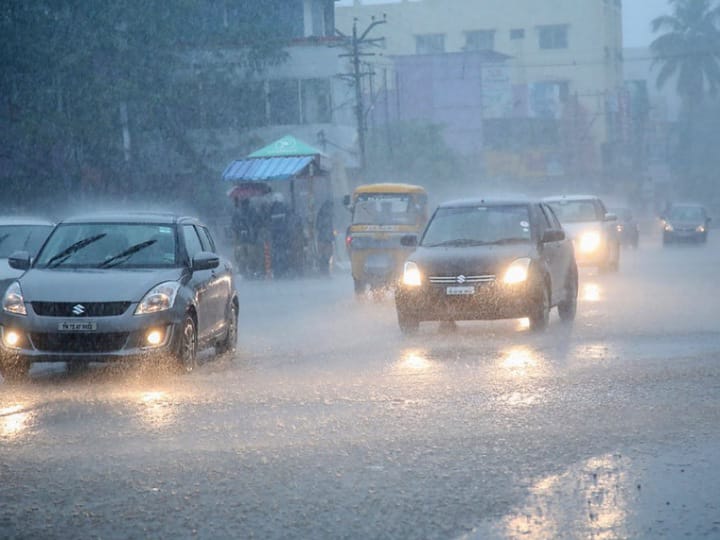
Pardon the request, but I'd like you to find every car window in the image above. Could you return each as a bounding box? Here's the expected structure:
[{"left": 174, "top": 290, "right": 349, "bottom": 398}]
[
  {"left": 669, "top": 206, "right": 705, "bottom": 222},
  {"left": 542, "top": 204, "right": 563, "bottom": 230},
  {"left": 34, "top": 223, "right": 178, "bottom": 269},
  {"left": 198, "top": 226, "right": 216, "bottom": 252},
  {"left": 0, "top": 224, "right": 54, "bottom": 258},
  {"left": 546, "top": 200, "right": 603, "bottom": 223},
  {"left": 183, "top": 225, "right": 204, "bottom": 259},
  {"left": 421, "top": 205, "right": 532, "bottom": 246},
  {"left": 538, "top": 205, "right": 553, "bottom": 231}
]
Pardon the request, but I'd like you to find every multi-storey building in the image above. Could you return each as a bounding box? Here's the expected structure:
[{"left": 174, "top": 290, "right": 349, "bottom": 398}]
[{"left": 336, "top": 0, "right": 625, "bottom": 181}]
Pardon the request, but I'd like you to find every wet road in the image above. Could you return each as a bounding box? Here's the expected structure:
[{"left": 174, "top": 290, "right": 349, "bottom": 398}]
[{"left": 2, "top": 233, "right": 720, "bottom": 539}]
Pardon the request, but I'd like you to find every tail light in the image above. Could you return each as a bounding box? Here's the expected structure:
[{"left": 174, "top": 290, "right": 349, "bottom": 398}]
[{"left": 345, "top": 235, "right": 353, "bottom": 248}]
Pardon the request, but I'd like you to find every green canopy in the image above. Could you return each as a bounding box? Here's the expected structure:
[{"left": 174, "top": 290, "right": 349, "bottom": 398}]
[{"left": 248, "top": 135, "right": 325, "bottom": 158}]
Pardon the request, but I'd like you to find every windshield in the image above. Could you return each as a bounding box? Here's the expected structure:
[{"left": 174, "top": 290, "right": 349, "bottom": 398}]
[
  {"left": 546, "top": 200, "right": 603, "bottom": 223},
  {"left": 34, "top": 223, "right": 178, "bottom": 269},
  {"left": 421, "top": 205, "right": 532, "bottom": 247},
  {"left": 669, "top": 206, "right": 705, "bottom": 222},
  {"left": 352, "top": 194, "right": 421, "bottom": 226},
  {"left": 0, "top": 225, "right": 53, "bottom": 258}
]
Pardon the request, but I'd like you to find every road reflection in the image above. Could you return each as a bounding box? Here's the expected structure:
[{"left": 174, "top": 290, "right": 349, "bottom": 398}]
[
  {"left": 137, "top": 390, "right": 176, "bottom": 428},
  {"left": 0, "top": 404, "right": 32, "bottom": 439},
  {"left": 498, "top": 346, "right": 547, "bottom": 377},
  {"left": 396, "top": 348, "right": 434, "bottom": 373},
  {"left": 500, "top": 454, "right": 629, "bottom": 539},
  {"left": 582, "top": 282, "right": 602, "bottom": 302}
]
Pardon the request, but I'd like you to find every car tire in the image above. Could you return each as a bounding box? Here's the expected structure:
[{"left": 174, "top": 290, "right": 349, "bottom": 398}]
[
  {"left": 0, "top": 355, "right": 30, "bottom": 382},
  {"left": 216, "top": 302, "right": 238, "bottom": 356},
  {"left": 557, "top": 265, "right": 578, "bottom": 323},
  {"left": 397, "top": 310, "right": 420, "bottom": 336},
  {"left": 174, "top": 314, "right": 198, "bottom": 373},
  {"left": 528, "top": 284, "right": 550, "bottom": 332},
  {"left": 353, "top": 278, "right": 365, "bottom": 296}
]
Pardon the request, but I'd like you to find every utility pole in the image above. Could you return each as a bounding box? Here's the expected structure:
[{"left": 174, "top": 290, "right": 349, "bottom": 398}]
[{"left": 337, "top": 16, "right": 386, "bottom": 175}]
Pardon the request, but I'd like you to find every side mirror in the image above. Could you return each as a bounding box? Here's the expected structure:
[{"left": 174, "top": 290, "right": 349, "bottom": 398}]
[
  {"left": 192, "top": 251, "right": 220, "bottom": 271},
  {"left": 541, "top": 229, "right": 565, "bottom": 243},
  {"left": 604, "top": 213, "right": 618, "bottom": 222},
  {"left": 400, "top": 235, "right": 418, "bottom": 247},
  {"left": 8, "top": 251, "right": 31, "bottom": 271},
  {"left": 342, "top": 195, "right": 352, "bottom": 208}
]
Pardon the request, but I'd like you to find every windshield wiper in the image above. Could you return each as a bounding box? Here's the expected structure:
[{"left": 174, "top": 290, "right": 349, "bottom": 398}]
[
  {"left": 424, "top": 238, "right": 490, "bottom": 247},
  {"left": 45, "top": 234, "right": 106, "bottom": 268},
  {"left": 488, "top": 237, "right": 530, "bottom": 245},
  {"left": 98, "top": 239, "right": 157, "bottom": 268},
  {"left": 0, "top": 233, "right": 10, "bottom": 247}
]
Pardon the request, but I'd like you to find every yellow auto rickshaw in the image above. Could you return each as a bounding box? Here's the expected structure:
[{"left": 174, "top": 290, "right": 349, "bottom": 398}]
[{"left": 343, "top": 183, "right": 428, "bottom": 294}]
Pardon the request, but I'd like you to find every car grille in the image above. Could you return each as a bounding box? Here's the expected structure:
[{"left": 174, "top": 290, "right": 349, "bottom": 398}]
[
  {"left": 32, "top": 302, "right": 131, "bottom": 317},
  {"left": 30, "top": 332, "right": 130, "bottom": 353},
  {"left": 428, "top": 275, "right": 495, "bottom": 284}
]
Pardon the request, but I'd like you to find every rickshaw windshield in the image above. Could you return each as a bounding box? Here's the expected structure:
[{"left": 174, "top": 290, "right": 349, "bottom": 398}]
[{"left": 352, "top": 194, "right": 421, "bottom": 226}]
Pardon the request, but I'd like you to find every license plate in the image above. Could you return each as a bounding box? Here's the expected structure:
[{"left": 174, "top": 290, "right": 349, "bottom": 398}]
[
  {"left": 446, "top": 286, "right": 475, "bottom": 296},
  {"left": 58, "top": 321, "right": 97, "bottom": 331}
]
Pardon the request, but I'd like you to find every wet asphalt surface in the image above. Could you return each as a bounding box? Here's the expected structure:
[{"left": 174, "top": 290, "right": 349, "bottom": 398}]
[{"left": 2, "top": 231, "right": 720, "bottom": 539}]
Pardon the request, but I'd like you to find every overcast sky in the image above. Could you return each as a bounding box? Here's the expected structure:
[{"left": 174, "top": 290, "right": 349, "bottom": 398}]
[{"left": 335, "top": 0, "right": 673, "bottom": 48}]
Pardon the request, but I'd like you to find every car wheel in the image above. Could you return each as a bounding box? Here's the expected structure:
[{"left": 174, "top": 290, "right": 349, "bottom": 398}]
[
  {"left": 216, "top": 302, "right": 238, "bottom": 356},
  {"left": 528, "top": 284, "right": 550, "bottom": 332},
  {"left": 353, "top": 278, "right": 365, "bottom": 296},
  {"left": 174, "top": 314, "right": 198, "bottom": 373},
  {"left": 397, "top": 310, "right": 420, "bottom": 336},
  {"left": 557, "top": 266, "right": 578, "bottom": 323},
  {"left": 0, "top": 355, "right": 30, "bottom": 383}
]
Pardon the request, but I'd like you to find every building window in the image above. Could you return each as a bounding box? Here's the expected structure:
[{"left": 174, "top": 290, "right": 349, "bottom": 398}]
[
  {"left": 510, "top": 28, "right": 525, "bottom": 40},
  {"left": 538, "top": 25, "right": 569, "bottom": 49},
  {"left": 415, "top": 34, "right": 445, "bottom": 54},
  {"left": 269, "top": 79, "right": 301, "bottom": 125},
  {"left": 465, "top": 30, "right": 495, "bottom": 51},
  {"left": 301, "top": 79, "right": 332, "bottom": 124}
]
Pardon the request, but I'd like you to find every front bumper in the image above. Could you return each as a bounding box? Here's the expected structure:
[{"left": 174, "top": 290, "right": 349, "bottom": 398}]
[
  {"left": 0, "top": 308, "right": 181, "bottom": 363},
  {"left": 664, "top": 229, "right": 705, "bottom": 242},
  {"left": 395, "top": 281, "right": 533, "bottom": 321}
]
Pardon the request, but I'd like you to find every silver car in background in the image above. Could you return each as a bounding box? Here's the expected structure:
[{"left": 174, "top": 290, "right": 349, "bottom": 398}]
[{"left": 0, "top": 217, "right": 54, "bottom": 295}]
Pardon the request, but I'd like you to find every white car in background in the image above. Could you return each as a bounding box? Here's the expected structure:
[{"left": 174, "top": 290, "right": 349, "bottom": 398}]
[{"left": 544, "top": 195, "right": 620, "bottom": 272}]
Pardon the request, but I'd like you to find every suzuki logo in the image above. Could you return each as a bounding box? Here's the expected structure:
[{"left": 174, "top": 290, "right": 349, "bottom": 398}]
[
  {"left": 457, "top": 275, "right": 466, "bottom": 284},
  {"left": 72, "top": 304, "right": 86, "bottom": 316}
]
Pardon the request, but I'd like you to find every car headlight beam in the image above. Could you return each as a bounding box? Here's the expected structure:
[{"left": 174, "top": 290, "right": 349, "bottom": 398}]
[
  {"left": 135, "top": 281, "right": 180, "bottom": 315},
  {"left": 503, "top": 258, "right": 531, "bottom": 285},
  {"left": 579, "top": 232, "right": 601, "bottom": 253},
  {"left": 402, "top": 261, "right": 422, "bottom": 287},
  {"left": 2, "top": 282, "right": 27, "bottom": 316}
]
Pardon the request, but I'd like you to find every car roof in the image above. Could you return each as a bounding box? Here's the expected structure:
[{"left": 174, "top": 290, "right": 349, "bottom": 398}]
[
  {"left": 438, "top": 196, "right": 533, "bottom": 208},
  {"left": 0, "top": 216, "right": 55, "bottom": 226},
  {"left": 543, "top": 194, "right": 600, "bottom": 202},
  {"left": 59, "top": 212, "right": 199, "bottom": 225},
  {"left": 354, "top": 183, "right": 427, "bottom": 195}
]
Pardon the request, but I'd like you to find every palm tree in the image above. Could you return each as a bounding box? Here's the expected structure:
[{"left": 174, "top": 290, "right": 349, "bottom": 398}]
[{"left": 651, "top": 0, "right": 720, "bottom": 102}]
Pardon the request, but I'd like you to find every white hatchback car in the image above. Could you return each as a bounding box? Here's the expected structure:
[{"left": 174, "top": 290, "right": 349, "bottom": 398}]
[{"left": 544, "top": 195, "right": 620, "bottom": 272}]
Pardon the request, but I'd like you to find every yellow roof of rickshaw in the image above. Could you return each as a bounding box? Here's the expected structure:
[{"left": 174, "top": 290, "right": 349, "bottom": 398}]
[{"left": 353, "top": 183, "right": 427, "bottom": 195}]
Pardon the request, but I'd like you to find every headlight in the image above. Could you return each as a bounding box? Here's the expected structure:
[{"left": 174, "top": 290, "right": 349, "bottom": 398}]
[
  {"left": 2, "top": 282, "right": 27, "bottom": 316},
  {"left": 402, "top": 261, "right": 422, "bottom": 287},
  {"left": 135, "top": 282, "right": 180, "bottom": 315},
  {"left": 579, "top": 232, "right": 601, "bottom": 253},
  {"left": 697, "top": 225, "right": 706, "bottom": 233},
  {"left": 616, "top": 224, "right": 624, "bottom": 232},
  {"left": 503, "top": 258, "right": 531, "bottom": 285},
  {"left": 664, "top": 223, "right": 674, "bottom": 232}
]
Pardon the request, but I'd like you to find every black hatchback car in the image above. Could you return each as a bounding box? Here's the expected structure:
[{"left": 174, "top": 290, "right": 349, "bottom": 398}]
[
  {"left": 0, "top": 213, "right": 238, "bottom": 380},
  {"left": 395, "top": 199, "right": 578, "bottom": 334}
]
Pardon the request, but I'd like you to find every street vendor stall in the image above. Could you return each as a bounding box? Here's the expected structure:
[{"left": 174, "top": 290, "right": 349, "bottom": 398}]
[{"left": 222, "top": 135, "right": 333, "bottom": 278}]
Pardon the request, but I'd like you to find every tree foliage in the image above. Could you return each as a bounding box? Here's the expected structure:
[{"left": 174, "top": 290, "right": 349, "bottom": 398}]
[
  {"left": 651, "top": 0, "right": 720, "bottom": 100},
  {"left": 0, "top": 1, "right": 287, "bottom": 211}
]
